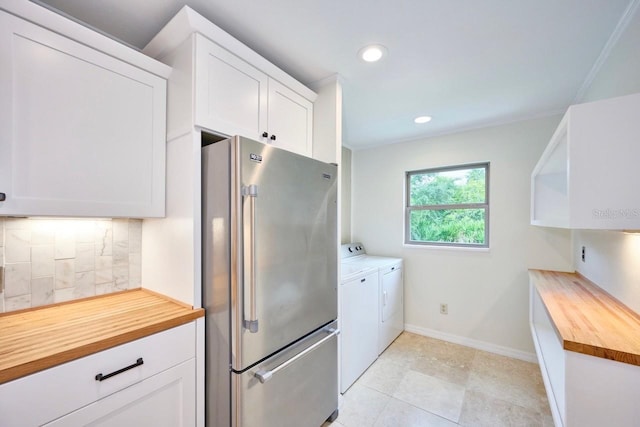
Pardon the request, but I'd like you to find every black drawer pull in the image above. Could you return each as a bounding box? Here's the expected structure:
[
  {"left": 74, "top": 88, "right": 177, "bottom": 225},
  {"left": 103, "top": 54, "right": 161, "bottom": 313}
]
[
  {"left": 360, "top": 278, "right": 366, "bottom": 283},
  {"left": 0, "top": 192, "right": 5, "bottom": 201},
  {"left": 95, "top": 358, "right": 144, "bottom": 381}
]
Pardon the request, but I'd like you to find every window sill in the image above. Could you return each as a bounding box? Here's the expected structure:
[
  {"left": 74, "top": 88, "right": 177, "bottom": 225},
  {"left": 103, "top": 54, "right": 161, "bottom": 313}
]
[{"left": 403, "top": 243, "right": 490, "bottom": 252}]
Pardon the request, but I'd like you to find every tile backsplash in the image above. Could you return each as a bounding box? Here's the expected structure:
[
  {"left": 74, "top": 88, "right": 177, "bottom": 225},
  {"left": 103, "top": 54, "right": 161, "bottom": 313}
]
[{"left": 0, "top": 217, "right": 142, "bottom": 313}]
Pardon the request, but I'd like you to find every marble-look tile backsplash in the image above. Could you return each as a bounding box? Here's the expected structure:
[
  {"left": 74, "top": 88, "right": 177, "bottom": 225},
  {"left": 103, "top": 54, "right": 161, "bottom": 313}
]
[{"left": 0, "top": 218, "right": 142, "bottom": 313}]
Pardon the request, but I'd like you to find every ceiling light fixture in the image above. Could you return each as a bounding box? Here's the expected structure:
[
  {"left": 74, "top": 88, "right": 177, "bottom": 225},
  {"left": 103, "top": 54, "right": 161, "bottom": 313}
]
[
  {"left": 359, "top": 44, "right": 387, "bottom": 62},
  {"left": 414, "top": 116, "right": 432, "bottom": 124}
]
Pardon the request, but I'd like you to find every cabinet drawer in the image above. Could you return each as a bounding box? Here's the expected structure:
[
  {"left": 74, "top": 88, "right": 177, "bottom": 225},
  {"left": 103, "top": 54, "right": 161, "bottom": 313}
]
[
  {"left": 44, "top": 359, "right": 196, "bottom": 427},
  {"left": 0, "top": 322, "right": 195, "bottom": 427}
]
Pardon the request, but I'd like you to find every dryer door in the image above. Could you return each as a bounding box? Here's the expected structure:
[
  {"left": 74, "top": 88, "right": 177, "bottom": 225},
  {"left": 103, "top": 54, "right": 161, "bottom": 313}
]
[{"left": 381, "top": 265, "right": 402, "bottom": 322}]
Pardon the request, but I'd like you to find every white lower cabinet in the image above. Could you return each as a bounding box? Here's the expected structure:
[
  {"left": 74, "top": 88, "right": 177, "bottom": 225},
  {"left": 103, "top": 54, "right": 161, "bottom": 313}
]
[
  {"left": 530, "top": 283, "right": 640, "bottom": 426},
  {"left": 45, "top": 359, "right": 195, "bottom": 427},
  {"left": 0, "top": 323, "right": 196, "bottom": 427}
]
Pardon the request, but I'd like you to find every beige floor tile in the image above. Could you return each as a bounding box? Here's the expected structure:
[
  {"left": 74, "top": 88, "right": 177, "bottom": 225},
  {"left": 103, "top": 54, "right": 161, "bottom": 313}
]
[
  {"left": 541, "top": 411, "right": 556, "bottom": 427},
  {"left": 467, "top": 351, "right": 546, "bottom": 411},
  {"left": 338, "top": 332, "right": 551, "bottom": 427},
  {"left": 337, "top": 383, "right": 390, "bottom": 427},
  {"left": 378, "top": 334, "right": 425, "bottom": 366},
  {"left": 472, "top": 350, "right": 543, "bottom": 389},
  {"left": 393, "top": 370, "right": 466, "bottom": 422},
  {"left": 411, "top": 339, "right": 476, "bottom": 386},
  {"left": 358, "top": 357, "right": 408, "bottom": 396},
  {"left": 459, "top": 389, "right": 543, "bottom": 427},
  {"left": 421, "top": 337, "right": 477, "bottom": 362},
  {"left": 392, "top": 331, "right": 429, "bottom": 349},
  {"left": 373, "top": 398, "right": 458, "bottom": 427}
]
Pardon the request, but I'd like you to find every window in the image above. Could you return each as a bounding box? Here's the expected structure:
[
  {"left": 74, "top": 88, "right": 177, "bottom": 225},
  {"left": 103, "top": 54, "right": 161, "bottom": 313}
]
[{"left": 405, "top": 163, "right": 489, "bottom": 247}]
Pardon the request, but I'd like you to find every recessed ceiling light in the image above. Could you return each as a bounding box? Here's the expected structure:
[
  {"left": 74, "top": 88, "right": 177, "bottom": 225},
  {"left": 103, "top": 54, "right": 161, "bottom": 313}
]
[
  {"left": 414, "top": 116, "right": 432, "bottom": 124},
  {"left": 359, "top": 44, "right": 387, "bottom": 62}
]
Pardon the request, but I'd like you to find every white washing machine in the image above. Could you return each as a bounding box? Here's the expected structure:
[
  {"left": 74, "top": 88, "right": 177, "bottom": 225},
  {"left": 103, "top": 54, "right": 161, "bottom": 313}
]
[
  {"left": 341, "top": 243, "right": 404, "bottom": 354},
  {"left": 339, "top": 258, "right": 378, "bottom": 393}
]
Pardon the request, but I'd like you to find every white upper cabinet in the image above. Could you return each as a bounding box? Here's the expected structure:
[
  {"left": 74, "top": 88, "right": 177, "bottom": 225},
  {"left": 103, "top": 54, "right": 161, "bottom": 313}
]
[
  {"left": 194, "top": 35, "right": 268, "bottom": 143},
  {"left": 267, "top": 78, "right": 313, "bottom": 156},
  {"left": 531, "top": 92, "right": 640, "bottom": 229},
  {"left": 144, "top": 6, "right": 316, "bottom": 157},
  {"left": 0, "top": 6, "right": 169, "bottom": 218}
]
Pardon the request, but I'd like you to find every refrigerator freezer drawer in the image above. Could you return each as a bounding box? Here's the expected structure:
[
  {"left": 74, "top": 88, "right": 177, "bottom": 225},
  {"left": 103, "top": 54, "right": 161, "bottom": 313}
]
[{"left": 232, "top": 322, "right": 338, "bottom": 427}]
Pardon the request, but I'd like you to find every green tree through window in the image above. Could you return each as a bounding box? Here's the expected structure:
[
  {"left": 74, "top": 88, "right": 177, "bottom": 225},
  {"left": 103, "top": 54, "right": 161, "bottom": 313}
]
[{"left": 406, "top": 163, "right": 489, "bottom": 247}]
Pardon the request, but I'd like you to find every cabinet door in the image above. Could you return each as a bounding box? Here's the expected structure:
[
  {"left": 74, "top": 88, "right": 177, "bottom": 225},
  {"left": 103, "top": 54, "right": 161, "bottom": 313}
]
[
  {"left": 45, "top": 359, "right": 196, "bottom": 427},
  {"left": 0, "top": 12, "right": 166, "bottom": 218},
  {"left": 267, "top": 78, "right": 313, "bottom": 157},
  {"left": 194, "top": 34, "right": 268, "bottom": 140}
]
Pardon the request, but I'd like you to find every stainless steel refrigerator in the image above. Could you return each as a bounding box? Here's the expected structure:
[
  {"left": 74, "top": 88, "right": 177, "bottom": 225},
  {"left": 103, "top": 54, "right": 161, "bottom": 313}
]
[{"left": 202, "top": 135, "right": 339, "bottom": 427}]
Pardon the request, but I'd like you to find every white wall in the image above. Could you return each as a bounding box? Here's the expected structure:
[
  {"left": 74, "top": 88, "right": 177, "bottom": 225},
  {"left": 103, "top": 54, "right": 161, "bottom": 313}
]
[
  {"left": 572, "top": 5, "right": 640, "bottom": 313},
  {"left": 341, "top": 146, "right": 352, "bottom": 244},
  {"left": 579, "top": 5, "right": 640, "bottom": 103},
  {"left": 351, "top": 116, "right": 572, "bottom": 356}
]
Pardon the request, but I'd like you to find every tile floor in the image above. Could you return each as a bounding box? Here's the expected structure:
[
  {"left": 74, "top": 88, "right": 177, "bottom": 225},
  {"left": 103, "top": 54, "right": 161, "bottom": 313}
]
[{"left": 324, "top": 332, "right": 553, "bottom": 427}]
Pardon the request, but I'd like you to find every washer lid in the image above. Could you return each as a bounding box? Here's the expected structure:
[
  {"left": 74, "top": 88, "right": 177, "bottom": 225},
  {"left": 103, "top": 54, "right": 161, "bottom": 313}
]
[
  {"left": 347, "top": 255, "right": 402, "bottom": 269},
  {"left": 340, "top": 263, "right": 376, "bottom": 282}
]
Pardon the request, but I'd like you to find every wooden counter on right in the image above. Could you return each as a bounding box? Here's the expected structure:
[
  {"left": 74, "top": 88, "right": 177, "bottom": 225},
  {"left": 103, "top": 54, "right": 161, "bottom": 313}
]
[
  {"left": 529, "top": 269, "right": 640, "bottom": 365},
  {"left": 529, "top": 269, "right": 640, "bottom": 427}
]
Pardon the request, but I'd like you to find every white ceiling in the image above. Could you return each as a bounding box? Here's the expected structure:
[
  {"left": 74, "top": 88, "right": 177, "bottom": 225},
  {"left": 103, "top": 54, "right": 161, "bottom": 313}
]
[{"left": 34, "top": 0, "right": 635, "bottom": 149}]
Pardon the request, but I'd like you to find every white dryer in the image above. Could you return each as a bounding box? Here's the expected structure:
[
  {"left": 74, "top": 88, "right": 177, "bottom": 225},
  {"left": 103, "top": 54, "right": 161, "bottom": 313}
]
[{"left": 341, "top": 243, "right": 404, "bottom": 355}]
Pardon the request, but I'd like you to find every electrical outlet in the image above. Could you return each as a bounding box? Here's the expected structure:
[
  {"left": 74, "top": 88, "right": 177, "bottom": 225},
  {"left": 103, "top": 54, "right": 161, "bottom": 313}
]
[
  {"left": 440, "top": 303, "right": 448, "bottom": 315},
  {"left": 581, "top": 246, "right": 586, "bottom": 262}
]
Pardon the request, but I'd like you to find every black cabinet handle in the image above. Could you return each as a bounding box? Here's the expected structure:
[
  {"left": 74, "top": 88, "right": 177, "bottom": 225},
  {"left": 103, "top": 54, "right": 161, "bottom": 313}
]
[
  {"left": 95, "top": 358, "right": 144, "bottom": 382},
  {"left": 262, "top": 132, "right": 268, "bottom": 138},
  {"left": 360, "top": 278, "right": 366, "bottom": 283},
  {"left": 270, "top": 135, "right": 277, "bottom": 141},
  {"left": 0, "top": 192, "right": 5, "bottom": 201}
]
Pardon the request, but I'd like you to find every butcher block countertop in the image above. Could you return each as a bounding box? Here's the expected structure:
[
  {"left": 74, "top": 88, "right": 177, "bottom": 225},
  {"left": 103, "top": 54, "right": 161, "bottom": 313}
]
[
  {"left": 530, "top": 269, "right": 640, "bottom": 366},
  {"left": 0, "top": 289, "right": 204, "bottom": 384}
]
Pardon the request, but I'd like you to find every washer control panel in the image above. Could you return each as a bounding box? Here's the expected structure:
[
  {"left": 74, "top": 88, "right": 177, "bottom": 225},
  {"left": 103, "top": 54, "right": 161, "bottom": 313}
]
[{"left": 340, "top": 242, "right": 366, "bottom": 259}]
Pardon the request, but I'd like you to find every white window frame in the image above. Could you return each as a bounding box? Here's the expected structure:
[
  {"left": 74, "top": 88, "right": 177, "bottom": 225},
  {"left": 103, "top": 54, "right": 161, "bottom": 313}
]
[{"left": 405, "top": 162, "right": 490, "bottom": 248}]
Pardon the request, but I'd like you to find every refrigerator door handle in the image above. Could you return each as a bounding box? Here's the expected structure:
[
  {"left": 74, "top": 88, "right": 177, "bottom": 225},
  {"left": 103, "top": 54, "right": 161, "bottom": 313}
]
[
  {"left": 254, "top": 327, "right": 340, "bottom": 384},
  {"left": 242, "top": 184, "right": 259, "bottom": 333}
]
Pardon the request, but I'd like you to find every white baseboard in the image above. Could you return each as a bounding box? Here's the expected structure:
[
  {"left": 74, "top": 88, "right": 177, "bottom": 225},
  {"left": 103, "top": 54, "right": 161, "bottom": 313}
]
[{"left": 404, "top": 323, "right": 538, "bottom": 364}]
